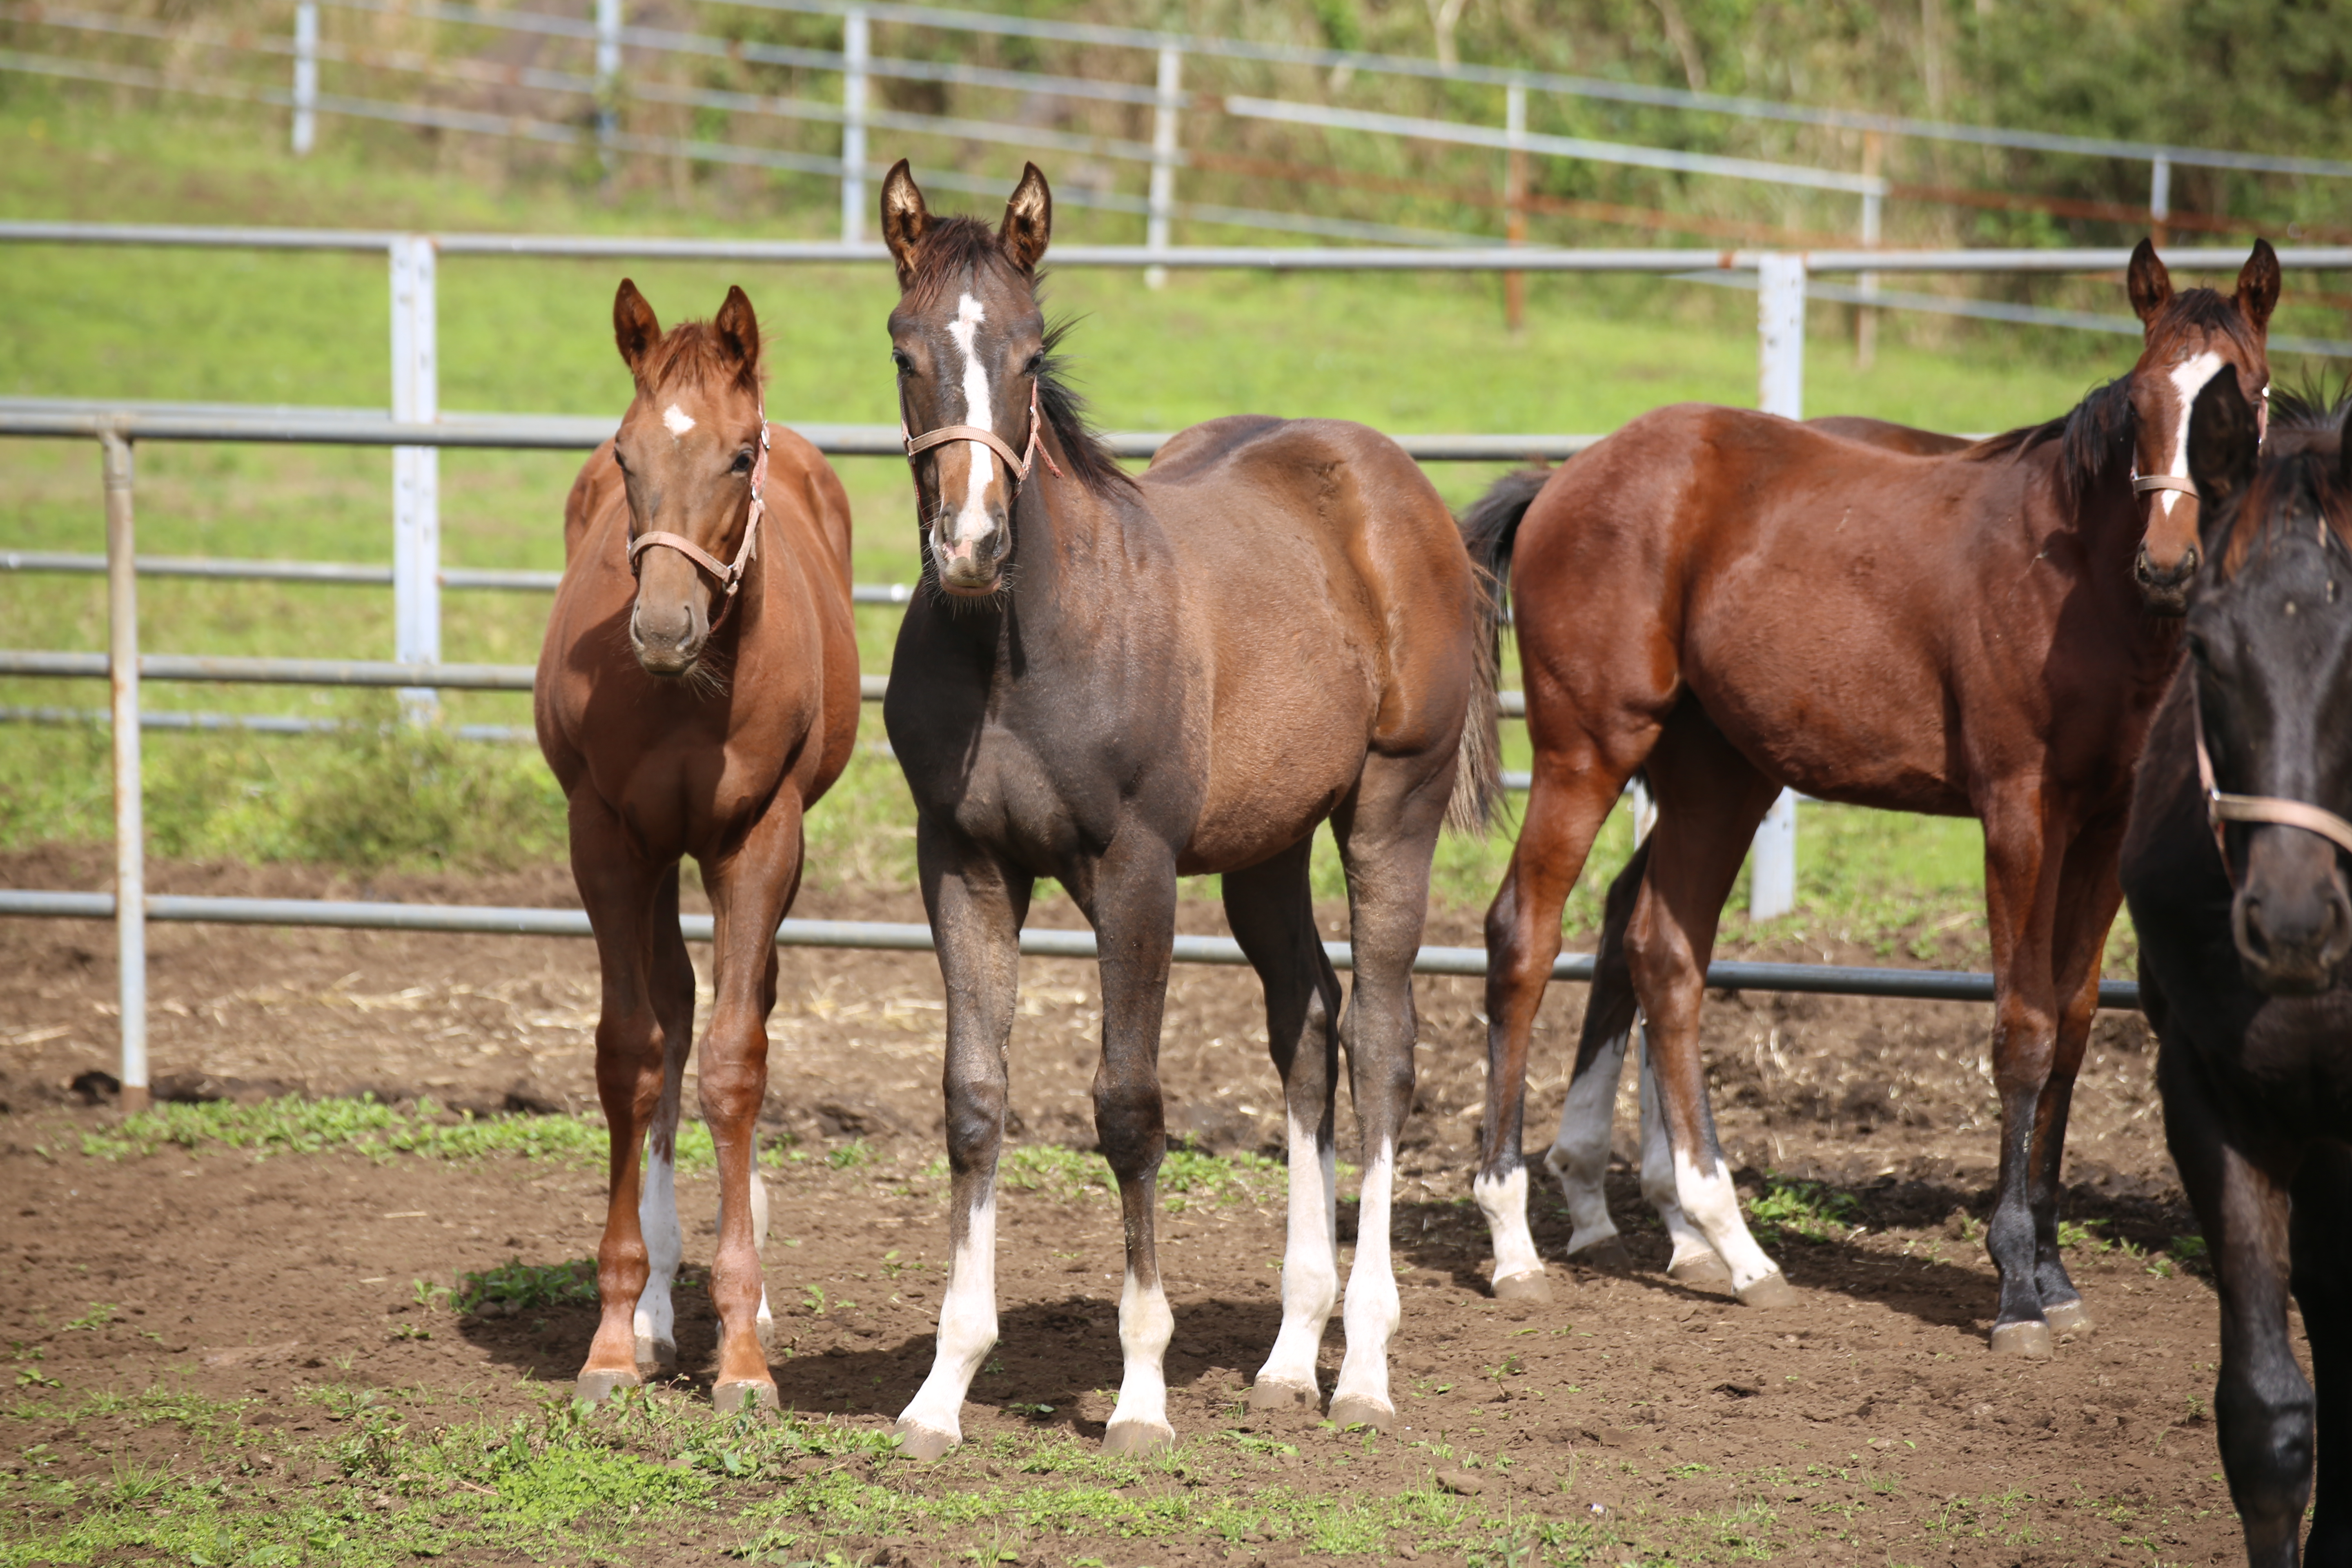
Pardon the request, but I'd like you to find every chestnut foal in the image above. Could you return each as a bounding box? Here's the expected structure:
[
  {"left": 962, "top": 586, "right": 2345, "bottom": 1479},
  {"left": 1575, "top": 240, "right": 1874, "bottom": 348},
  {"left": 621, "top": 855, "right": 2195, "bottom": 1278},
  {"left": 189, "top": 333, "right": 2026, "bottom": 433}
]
[
  {"left": 1466, "top": 241, "right": 2278, "bottom": 1355},
  {"left": 537, "top": 281, "right": 860, "bottom": 1411}
]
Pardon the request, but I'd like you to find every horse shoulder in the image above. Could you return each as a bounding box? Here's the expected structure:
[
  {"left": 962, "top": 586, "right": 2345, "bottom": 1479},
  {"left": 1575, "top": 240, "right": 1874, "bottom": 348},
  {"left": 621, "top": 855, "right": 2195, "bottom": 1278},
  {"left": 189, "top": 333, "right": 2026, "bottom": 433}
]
[{"left": 563, "top": 441, "right": 622, "bottom": 566}]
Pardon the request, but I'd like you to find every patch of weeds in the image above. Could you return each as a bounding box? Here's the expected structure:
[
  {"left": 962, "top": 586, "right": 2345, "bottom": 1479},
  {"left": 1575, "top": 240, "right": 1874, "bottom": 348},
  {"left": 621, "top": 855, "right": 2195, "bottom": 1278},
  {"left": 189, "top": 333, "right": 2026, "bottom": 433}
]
[
  {"left": 2057, "top": 1218, "right": 2112, "bottom": 1253},
  {"left": 825, "top": 1137, "right": 877, "bottom": 1170},
  {"left": 62, "top": 1303, "right": 119, "bottom": 1331},
  {"left": 2167, "top": 1233, "right": 2211, "bottom": 1276},
  {"left": 993, "top": 1141, "right": 1283, "bottom": 1209},
  {"left": 452, "top": 1258, "right": 599, "bottom": 1314},
  {"left": 77, "top": 1093, "right": 721, "bottom": 1174},
  {"left": 1746, "top": 1175, "right": 1863, "bottom": 1245}
]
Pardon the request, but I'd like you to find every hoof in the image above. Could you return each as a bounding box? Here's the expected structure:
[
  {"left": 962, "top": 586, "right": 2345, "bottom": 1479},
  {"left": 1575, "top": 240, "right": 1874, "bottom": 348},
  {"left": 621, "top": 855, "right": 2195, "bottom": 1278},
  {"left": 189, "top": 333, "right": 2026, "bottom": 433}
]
[
  {"left": 1569, "top": 1237, "right": 1634, "bottom": 1272},
  {"left": 1492, "top": 1269, "right": 1553, "bottom": 1303},
  {"left": 574, "top": 1368, "right": 641, "bottom": 1406},
  {"left": 633, "top": 1334, "right": 678, "bottom": 1378},
  {"left": 1102, "top": 1418, "right": 1176, "bottom": 1456},
  {"left": 894, "top": 1419, "right": 959, "bottom": 1461},
  {"left": 1667, "top": 1252, "right": 1736, "bottom": 1294},
  {"left": 1247, "top": 1377, "right": 1320, "bottom": 1414},
  {"left": 1328, "top": 1394, "right": 1395, "bottom": 1433},
  {"left": 1735, "top": 1271, "right": 1800, "bottom": 1310},
  {"left": 1989, "top": 1319, "right": 2054, "bottom": 1360},
  {"left": 712, "top": 1379, "right": 777, "bottom": 1415},
  {"left": 2042, "top": 1298, "right": 2094, "bottom": 1336}
]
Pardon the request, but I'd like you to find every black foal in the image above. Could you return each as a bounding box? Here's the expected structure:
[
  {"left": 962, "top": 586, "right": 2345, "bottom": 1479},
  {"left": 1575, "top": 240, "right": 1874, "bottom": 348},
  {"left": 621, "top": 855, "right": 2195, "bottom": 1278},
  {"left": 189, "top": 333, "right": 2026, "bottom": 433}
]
[{"left": 2123, "top": 374, "right": 2352, "bottom": 1567}]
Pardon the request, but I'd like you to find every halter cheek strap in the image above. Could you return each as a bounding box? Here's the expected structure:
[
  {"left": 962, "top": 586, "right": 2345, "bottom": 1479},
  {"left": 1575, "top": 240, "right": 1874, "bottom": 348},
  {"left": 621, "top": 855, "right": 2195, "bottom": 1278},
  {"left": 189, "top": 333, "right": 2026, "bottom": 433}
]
[
  {"left": 901, "top": 377, "right": 1064, "bottom": 484},
  {"left": 2190, "top": 679, "right": 2352, "bottom": 874},
  {"left": 624, "top": 407, "right": 769, "bottom": 629}
]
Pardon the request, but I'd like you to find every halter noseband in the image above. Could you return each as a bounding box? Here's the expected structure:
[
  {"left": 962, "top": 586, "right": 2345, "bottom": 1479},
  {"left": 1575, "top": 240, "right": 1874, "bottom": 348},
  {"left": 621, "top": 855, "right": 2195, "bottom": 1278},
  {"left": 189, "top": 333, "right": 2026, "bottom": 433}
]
[
  {"left": 901, "top": 376, "right": 1064, "bottom": 485},
  {"left": 624, "top": 407, "right": 768, "bottom": 629}
]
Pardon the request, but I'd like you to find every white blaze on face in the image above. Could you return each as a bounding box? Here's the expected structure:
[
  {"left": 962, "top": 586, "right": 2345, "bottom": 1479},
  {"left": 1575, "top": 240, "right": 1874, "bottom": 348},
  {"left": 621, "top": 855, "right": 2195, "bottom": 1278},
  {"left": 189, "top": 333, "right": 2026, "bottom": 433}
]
[
  {"left": 662, "top": 403, "right": 696, "bottom": 441},
  {"left": 2156, "top": 350, "right": 2227, "bottom": 517},
  {"left": 944, "top": 292, "right": 996, "bottom": 554}
]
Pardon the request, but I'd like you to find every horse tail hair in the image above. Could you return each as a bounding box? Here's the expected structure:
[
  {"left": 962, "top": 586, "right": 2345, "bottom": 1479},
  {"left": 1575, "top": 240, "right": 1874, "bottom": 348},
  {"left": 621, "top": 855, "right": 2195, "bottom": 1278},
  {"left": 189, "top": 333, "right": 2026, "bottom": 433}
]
[{"left": 1446, "top": 466, "right": 1552, "bottom": 835}]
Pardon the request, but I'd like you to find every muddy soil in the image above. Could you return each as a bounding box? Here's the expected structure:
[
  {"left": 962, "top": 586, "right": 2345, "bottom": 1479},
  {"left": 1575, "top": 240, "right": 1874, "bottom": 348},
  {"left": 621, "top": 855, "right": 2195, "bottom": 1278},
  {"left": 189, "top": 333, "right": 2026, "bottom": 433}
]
[{"left": 0, "top": 850, "right": 2263, "bottom": 1563}]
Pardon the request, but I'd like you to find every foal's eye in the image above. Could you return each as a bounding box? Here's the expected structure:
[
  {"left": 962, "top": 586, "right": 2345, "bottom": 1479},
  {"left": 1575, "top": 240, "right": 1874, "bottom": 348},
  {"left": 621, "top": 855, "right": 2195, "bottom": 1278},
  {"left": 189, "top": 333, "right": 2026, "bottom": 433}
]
[
  {"left": 1022, "top": 352, "right": 1045, "bottom": 377},
  {"left": 732, "top": 450, "right": 754, "bottom": 476},
  {"left": 891, "top": 348, "right": 915, "bottom": 376}
]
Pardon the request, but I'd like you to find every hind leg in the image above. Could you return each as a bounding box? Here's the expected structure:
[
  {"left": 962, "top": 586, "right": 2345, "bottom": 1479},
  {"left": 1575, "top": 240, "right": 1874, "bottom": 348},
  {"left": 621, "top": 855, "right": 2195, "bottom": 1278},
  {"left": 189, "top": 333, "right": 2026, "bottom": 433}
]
[
  {"left": 1536, "top": 843, "right": 1650, "bottom": 1268},
  {"left": 1637, "top": 1030, "right": 1734, "bottom": 1292},
  {"left": 1479, "top": 728, "right": 1658, "bottom": 1297},
  {"left": 1225, "top": 838, "right": 1343, "bottom": 1415},
  {"left": 1329, "top": 750, "right": 1453, "bottom": 1428},
  {"left": 1626, "top": 712, "right": 1794, "bottom": 1305},
  {"left": 632, "top": 868, "right": 695, "bottom": 1381}
]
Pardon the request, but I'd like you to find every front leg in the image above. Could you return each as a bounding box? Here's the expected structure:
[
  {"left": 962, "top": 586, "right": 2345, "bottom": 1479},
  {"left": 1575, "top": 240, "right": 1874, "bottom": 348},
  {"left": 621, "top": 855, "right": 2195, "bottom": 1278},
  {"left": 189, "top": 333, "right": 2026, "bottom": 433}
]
[
  {"left": 698, "top": 794, "right": 808, "bottom": 1413},
  {"left": 1072, "top": 837, "right": 1182, "bottom": 1455},
  {"left": 2163, "top": 1044, "right": 2311, "bottom": 1568},
  {"left": 1979, "top": 793, "right": 2069, "bottom": 1356},
  {"left": 896, "top": 822, "right": 1031, "bottom": 1460}
]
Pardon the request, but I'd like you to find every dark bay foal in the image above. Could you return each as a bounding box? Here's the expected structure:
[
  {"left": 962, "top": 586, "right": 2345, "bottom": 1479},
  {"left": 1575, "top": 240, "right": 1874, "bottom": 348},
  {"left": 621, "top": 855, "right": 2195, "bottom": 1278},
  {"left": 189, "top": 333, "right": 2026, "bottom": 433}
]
[
  {"left": 537, "top": 281, "right": 860, "bottom": 1412},
  {"left": 877, "top": 162, "right": 1498, "bottom": 1457},
  {"left": 2124, "top": 376, "right": 2352, "bottom": 1567}
]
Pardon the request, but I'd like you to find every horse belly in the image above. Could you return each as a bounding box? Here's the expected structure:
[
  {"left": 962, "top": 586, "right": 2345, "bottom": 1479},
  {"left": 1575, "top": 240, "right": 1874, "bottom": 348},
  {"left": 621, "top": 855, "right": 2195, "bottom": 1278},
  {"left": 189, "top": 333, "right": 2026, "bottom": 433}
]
[{"left": 1181, "top": 679, "right": 1377, "bottom": 875}]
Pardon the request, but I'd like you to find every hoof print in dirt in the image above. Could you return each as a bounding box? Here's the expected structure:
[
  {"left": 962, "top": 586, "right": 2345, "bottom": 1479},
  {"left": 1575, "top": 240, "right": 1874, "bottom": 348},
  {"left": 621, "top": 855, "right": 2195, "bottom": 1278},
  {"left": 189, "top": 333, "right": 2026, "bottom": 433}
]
[
  {"left": 1490, "top": 1269, "right": 1553, "bottom": 1303},
  {"left": 1666, "top": 1252, "right": 1736, "bottom": 1294},
  {"left": 1101, "top": 1418, "right": 1176, "bottom": 1456},
  {"left": 893, "top": 1420, "right": 958, "bottom": 1461},
  {"left": 2043, "top": 1298, "right": 2094, "bottom": 1336},
  {"left": 1246, "top": 1378, "right": 1320, "bottom": 1415},
  {"left": 574, "top": 1369, "right": 641, "bottom": 1406},
  {"left": 1327, "top": 1394, "right": 1394, "bottom": 1434},
  {"left": 1734, "top": 1271, "right": 1800, "bottom": 1309},
  {"left": 713, "top": 1380, "right": 778, "bottom": 1415},
  {"left": 1989, "top": 1319, "right": 2054, "bottom": 1359}
]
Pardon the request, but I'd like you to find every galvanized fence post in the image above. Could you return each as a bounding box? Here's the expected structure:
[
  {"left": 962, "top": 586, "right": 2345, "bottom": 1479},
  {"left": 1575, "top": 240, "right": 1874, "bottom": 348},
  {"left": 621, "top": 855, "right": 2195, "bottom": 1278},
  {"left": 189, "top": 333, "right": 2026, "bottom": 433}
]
[
  {"left": 1145, "top": 45, "right": 1181, "bottom": 290},
  {"left": 101, "top": 428, "right": 148, "bottom": 1113},
  {"left": 840, "top": 6, "right": 869, "bottom": 244},
  {"left": 595, "top": 0, "right": 621, "bottom": 167},
  {"left": 1750, "top": 252, "right": 1806, "bottom": 920},
  {"left": 292, "top": 1, "right": 318, "bottom": 157},
  {"left": 2149, "top": 155, "right": 2171, "bottom": 249},
  {"left": 1503, "top": 83, "right": 1528, "bottom": 330},
  {"left": 390, "top": 236, "right": 440, "bottom": 719}
]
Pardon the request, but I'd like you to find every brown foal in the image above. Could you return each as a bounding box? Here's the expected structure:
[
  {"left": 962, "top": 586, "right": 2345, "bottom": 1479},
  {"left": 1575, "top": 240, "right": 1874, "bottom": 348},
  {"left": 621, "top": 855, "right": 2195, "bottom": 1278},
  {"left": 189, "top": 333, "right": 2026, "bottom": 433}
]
[
  {"left": 536, "top": 281, "right": 860, "bottom": 1410},
  {"left": 1465, "top": 241, "right": 2277, "bottom": 1355}
]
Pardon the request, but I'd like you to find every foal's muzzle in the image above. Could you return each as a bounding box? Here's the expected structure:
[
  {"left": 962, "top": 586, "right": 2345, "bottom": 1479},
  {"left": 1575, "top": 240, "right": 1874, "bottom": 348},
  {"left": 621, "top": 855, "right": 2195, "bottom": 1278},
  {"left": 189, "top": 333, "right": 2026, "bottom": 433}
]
[
  {"left": 2134, "top": 543, "right": 2198, "bottom": 617},
  {"left": 2232, "top": 828, "right": 2352, "bottom": 995},
  {"left": 931, "top": 513, "right": 1010, "bottom": 597},
  {"left": 629, "top": 582, "right": 711, "bottom": 677}
]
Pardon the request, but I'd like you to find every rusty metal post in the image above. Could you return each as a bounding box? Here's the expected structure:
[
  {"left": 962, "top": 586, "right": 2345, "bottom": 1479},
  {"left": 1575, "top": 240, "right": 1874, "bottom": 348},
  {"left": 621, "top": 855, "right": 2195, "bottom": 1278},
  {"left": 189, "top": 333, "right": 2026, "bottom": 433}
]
[{"left": 102, "top": 428, "right": 148, "bottom": 1114}]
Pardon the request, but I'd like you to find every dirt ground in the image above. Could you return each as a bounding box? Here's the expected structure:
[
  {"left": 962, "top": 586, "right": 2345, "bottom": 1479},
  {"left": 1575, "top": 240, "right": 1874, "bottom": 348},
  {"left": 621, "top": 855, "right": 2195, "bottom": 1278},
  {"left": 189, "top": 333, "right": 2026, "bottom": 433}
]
[{"left": 0, "top": 849, "right": 2266, "bottom": 1563}]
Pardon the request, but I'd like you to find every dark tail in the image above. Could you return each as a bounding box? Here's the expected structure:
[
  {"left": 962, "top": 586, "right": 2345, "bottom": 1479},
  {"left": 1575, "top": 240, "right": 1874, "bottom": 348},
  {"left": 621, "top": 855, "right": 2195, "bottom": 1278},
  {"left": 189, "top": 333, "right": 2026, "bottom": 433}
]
[{"left": 1446, "top": 466, "right": 1554, "bottom": 834}]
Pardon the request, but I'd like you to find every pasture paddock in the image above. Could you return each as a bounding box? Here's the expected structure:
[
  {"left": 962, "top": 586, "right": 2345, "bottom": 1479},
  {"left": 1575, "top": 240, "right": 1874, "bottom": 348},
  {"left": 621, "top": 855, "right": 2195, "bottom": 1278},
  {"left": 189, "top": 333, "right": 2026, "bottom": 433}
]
[{"left": 0, "top": 848, "right": 2254, "bottom": 1564}]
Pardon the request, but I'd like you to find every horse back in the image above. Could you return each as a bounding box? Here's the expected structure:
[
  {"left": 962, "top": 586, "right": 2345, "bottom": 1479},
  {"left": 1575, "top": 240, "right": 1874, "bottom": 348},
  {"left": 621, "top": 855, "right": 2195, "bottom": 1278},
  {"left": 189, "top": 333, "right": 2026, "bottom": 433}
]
[{"left": 1141, "top": 416, "right": 1479, "bottom": 761}]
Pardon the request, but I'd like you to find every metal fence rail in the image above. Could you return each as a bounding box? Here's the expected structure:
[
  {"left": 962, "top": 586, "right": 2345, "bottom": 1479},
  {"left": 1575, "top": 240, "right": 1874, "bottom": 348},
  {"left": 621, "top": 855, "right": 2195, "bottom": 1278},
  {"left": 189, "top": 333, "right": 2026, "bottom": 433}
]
[{"left": 0, "top": 889, "right": 2142, "bottom": 1011}]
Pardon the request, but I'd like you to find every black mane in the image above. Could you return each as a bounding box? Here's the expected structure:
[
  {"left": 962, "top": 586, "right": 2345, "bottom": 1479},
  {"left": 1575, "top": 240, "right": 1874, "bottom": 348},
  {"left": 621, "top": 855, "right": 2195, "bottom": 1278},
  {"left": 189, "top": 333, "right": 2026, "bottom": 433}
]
[
  {"left": 904, "top": 214, "right": 1136, "bottom": 498},
  {"left": 2213, "top": 380, "right": 2352, "bottom": 578}
]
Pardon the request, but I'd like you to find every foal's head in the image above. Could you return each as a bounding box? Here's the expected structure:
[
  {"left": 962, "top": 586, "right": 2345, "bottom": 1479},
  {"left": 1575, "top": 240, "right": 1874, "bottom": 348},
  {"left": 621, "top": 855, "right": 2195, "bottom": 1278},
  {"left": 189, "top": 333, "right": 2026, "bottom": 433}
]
[
  {"left": 609, "top": 278, "right": 767, "bottom": 678},
  {"left": 881, "top": 160, "right": 1056, "bottom": 599},
  {"left": 2122, "top": 238, "right": 2279, "bottom": 613},
  {"left": 2183, "top": 375, "right": 2352, "bottom": 993}
]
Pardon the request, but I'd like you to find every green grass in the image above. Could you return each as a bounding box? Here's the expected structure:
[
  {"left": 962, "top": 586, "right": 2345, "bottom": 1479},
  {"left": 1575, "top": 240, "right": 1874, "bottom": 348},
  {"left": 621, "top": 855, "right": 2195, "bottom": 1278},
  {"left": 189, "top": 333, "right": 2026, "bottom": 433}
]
[{"left": 0, "top": 81, "right": 2141, "bottom": 942}]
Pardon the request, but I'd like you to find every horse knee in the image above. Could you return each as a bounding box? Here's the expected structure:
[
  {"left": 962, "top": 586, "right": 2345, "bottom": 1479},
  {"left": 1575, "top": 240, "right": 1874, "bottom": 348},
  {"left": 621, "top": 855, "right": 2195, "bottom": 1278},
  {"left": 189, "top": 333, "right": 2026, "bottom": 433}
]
[
  {"left": 1093, "top": 1079, "right": 1167, "bottom": 1182},
  {"left": 942, "top": 1074, "right": 1008, "bottom": 1174},
  {"left": 2216, "top": 1372, "right": 2316, "bottom": 1513}
]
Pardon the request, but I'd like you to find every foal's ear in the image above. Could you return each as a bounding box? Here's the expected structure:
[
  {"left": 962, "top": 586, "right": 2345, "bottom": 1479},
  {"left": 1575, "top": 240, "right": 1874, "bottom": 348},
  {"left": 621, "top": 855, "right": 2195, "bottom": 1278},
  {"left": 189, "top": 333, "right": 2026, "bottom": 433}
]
[
  {"left": 2237, "top": 238, "right": 2282, "bottom": 334},
  {"left": 2128, "top": 238, "right": 2174, "bottom": 326},
  {"left": 880, "top": 160, "right": 929, "bottom": 290},
  {"left": 999, "top": 162, "right": 1052, "bottom": 274},
  {"left": 2187, "top": 370, "right": 2260, "bottom": 510},
  {"left": 614, "top": 278, "right": 662, "bottom": 381},
  {"left": 714, "top": 285, "right": 761, "bottom": 388}
]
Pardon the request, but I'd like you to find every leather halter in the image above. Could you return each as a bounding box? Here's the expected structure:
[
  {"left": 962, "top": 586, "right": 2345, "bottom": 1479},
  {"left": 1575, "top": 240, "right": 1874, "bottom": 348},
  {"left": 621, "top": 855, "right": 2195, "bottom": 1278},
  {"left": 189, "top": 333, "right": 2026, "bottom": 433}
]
[
  {"left": 901, "top": 376, "right": 1064, "bottom": 484},
  {"left": 624, "top": 407, "right": 768, "bottom": 629}
]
